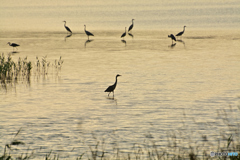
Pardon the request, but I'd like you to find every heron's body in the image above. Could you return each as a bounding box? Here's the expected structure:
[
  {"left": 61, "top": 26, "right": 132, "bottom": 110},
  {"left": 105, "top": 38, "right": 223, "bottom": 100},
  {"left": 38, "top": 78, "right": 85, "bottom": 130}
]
[
  {"left": 105, "top": 74, "right": 121, "bottom": 97},
  {"left": 63, "top": 21, "right": 72, "bottom": 34},
  {"left": 7, "top": 42, "right": 20, "bottom": 50},
  {"left": 84, "top": 25, "right": 94, "bottom": 40},
  {"left": 128, "top": 19, "right": 134, "bottom": 32},
  {"left": 176, "top": 26, "right": 186, "bottom": 37},
  {"left": 168, "top": 34, "right": 176, "bottom": 44},
  {"left": 121, "top": 27, "right": 126, "bottom": 39}
]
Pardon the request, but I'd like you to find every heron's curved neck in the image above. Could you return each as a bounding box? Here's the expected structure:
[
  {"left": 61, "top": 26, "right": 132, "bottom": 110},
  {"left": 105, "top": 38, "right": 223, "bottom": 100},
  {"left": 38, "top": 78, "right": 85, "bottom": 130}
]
[
  {"left": 64, "top": 22, "right": 66, "bottom": 26},
  {"left": 114, "top": 76, "right": 118, "bottom": 86},
  {"left": 132, "top": 19, "right": 134, "bottom": 24},
  {"left": 183, "top": 26, "right": 185, "bottom": 32},
  {"left": 84, "top": 25, "right": 86, "bottom": 31}
]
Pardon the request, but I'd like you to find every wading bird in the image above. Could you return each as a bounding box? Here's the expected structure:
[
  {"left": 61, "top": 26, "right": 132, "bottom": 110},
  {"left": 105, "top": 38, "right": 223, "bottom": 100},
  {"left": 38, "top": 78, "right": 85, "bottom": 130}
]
[
  {"left": 7, "top": 42, "right": 20, "bottom": 50},
  {"left": 63, "top": 21, "right": 72, "bottom": 34},
  {"left": 168, "top": 34, "right": 176, "bottom": 44},
  {"left": 128, "top": 19, "right": 135, "bottom": 32},
  {"left": 176, "top": 26, "right": 186, "bottom": 38},
  {"left": 121, "top": 27, "right": 126, "bottom": 39},
  {"left": 84, "top": 25, "right": 94, "bottom": 40},
  {"left": 105, "top": 74, "right": 121, "bottom": 97}
]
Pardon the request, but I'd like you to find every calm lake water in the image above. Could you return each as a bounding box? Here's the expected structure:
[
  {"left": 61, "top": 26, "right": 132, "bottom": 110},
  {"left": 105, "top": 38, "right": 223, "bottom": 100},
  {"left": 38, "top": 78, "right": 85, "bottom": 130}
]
[{"left": 0, "top": 0, "right": 240, "bottom": 159}]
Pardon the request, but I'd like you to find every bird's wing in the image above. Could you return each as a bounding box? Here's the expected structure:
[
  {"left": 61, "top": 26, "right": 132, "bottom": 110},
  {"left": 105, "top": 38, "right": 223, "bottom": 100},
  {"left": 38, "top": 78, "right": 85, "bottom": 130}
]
[
  {"left": 65, "top": 26, "right": 72, "bottom": 33},
  {"left": 105, "top": 85, "right": 115, "bottom": 92},
  {"left": 176, "top": 31, "right": 183, "bottom": 36},
  {"left": 172, "top": 35, "right": 176, "bottom": 41},
  {"left": 128, "top": 24, "right": 133, "bottom": 32},
  {"left": 12, "top": 43, "right": 20, "bottom": 46},
  {"left": 86, "top": 31, "right": 94, "bottom": 36},
  {"left": 121, "top": 33, "right": 126, "bottom": 38}
]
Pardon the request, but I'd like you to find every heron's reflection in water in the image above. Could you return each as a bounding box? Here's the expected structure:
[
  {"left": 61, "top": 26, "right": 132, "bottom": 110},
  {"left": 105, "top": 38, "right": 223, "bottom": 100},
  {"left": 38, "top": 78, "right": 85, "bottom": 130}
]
[
  {"left": 64, "top": 33, "right": 72, "bottom": 41},
  {"left": 121, "top": 40, "right": 127, "bottom": 46},
  {"left": 128, "top": 33, "right": 134, "bottom": 38},
  {"left": 9, "top": 51, "right": 20, "bottom": 55},
  {"left": 106, "top": 97, "right": 118, "bottom": 105},
  {"left": 176, "top": 39, "right": 185, "bottom": 48},
  {"left": 84, "top": 39, "right": 94, "bottom": 48},
  {"left": 168, "top": 43, "right": 176, "bottom": 48}
]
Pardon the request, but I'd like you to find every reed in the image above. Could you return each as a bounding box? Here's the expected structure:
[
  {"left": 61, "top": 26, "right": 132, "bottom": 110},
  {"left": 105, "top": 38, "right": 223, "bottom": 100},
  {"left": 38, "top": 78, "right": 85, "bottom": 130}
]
[
  {"left": 0, "top": 53, "right": 63, "bottom": 90},
  {"left": 1, "top": 107, "right": 239, "bottom": 159},
  {"left": 0, "top": 53, "right": 31, "bottom": 83}
]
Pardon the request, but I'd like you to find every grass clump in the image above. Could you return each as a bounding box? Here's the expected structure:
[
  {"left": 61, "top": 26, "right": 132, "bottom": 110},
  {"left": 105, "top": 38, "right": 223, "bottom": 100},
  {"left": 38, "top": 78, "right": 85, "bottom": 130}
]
[
  {"left": 0, "top": 53, "right": 31, "bottom": 83},
  {"left": 34, "top": 56, "right": 63, "bottom": 77},
  {"left": 0, "top": 53, "right": 63, "bottom": 90}
]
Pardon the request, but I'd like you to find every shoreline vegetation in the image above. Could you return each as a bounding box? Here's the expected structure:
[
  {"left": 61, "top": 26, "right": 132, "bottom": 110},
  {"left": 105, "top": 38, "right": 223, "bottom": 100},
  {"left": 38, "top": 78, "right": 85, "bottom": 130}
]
[
  {"left": 0, "top": 53, "right": 63, "bottom": 90},
  {"left": 1, "top": 105, "right": 239, "bottom": 160}
]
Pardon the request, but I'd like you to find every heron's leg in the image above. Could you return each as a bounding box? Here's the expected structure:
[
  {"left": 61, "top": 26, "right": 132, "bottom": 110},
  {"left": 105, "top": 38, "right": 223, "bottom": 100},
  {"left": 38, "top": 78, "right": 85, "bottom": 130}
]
[
  {"left": 113, "top": 91, "right": 114, "bottom": 97},
  {"left": 108, "top": 92, "right": 110, "bottom": 96}
]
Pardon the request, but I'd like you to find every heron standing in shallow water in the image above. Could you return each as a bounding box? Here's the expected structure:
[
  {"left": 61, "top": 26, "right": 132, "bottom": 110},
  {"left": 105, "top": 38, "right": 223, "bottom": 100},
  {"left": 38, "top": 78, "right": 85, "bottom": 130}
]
[
  {"left": 168, "top": 34, "right": 176, "bottom": 44},
  {"left": 105, "top": 74, "right": 121, "bottom": 97},
  {"left": 121, "top": 27, "right": 126, "bottom": 39},
  {"left": 128, "top": 19, "right": 134, "bottom": 32},
  {"left": 63, "top": 21, "right": 72, "bottom": 34},
  {"left": 7, "top": 42, "right": 20, "bottom": 50},
  {"left": 84, "top": 25, "right": 94, "bottom": 40},
  {"left": 176, "top": 26, "right": 186, "bottom": 38}
]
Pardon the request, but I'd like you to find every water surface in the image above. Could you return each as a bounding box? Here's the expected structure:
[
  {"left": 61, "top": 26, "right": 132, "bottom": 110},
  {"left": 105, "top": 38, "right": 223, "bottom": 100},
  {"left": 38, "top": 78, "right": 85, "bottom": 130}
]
[{"left": 1, "top": 0, "right": 240, "bottom": 158}]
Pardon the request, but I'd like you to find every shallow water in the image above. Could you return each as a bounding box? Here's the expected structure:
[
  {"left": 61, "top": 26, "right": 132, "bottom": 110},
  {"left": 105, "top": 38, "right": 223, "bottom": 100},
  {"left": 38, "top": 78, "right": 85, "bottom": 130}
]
[
  {"left": 1, "top": 29, "right": 240, "bottom": 158},
  {"left": 1, "top": 0, "right": 240, "bottom": 158}
]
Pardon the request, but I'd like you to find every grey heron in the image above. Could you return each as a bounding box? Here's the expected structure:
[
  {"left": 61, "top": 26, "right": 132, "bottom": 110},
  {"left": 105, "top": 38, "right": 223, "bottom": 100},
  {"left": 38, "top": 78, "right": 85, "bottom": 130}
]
[
  {"left": 84, "top": 25, "right": 94, "bottom": 40},
  {"left": 121, "top": 27, "right": 126, "bottom": 39},
  {"left": 168, "top": 34, "right": 176, "bottom": 44},
  {"left": 105, "top": 74, "right": 121, "bottom": 97},
  {"left": 7, "top": 42, "right": 20, "bottom": 50},
  {"left": 63, "top": 21, "right": 72, "bottom": 34},
  {"left": 176, "top": 26, "right": 186, "bottom": 37},
  {"left": 128, "top": 19, "right": 135, "bottom": 32}
]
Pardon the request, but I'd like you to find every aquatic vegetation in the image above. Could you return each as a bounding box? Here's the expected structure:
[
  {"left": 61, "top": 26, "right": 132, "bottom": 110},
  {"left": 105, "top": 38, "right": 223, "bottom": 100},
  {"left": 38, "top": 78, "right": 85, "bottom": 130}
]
[
  {"left": 35, "top": 56, "right": 63, "bottom": 76},
  {"left": 0, "top": 128, "right": 35, "bottom": 160},
  {"left": 1, "top": 105, "right": 239, "bottom": 159},
  {"left": 0, "top": 53, "right": 31, "bottom": 83},
  {"left": 0, "top": 53, "right": 63, "bottom": 91}
]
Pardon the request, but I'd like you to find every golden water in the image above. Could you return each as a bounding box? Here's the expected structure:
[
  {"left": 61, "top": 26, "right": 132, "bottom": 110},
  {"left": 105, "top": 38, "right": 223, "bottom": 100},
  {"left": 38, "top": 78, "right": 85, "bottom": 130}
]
[{"left": 1, "top": 0, "right": 240, "bottom": 158}]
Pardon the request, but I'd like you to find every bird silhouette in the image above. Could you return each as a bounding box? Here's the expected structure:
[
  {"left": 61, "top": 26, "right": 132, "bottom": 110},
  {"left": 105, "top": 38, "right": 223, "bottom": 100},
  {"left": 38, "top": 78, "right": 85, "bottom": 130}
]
[
  {"left": 128, "top": 19, "right": 135, "bottom": 32},
  {"left": 176, "top": 26, "right": 186, "bottom": 38},
  {"left": 121, "top": 27, "right": 126, "bottom": 39},
  {"left": 84, "top": 25, "right": 94, "bottom": 40},
  {"left": 7, "top": 42, "right": 20, "bottom": 50},
  {"left": 168, "top": 34, "right": 176, "bottom": 44},
  {"left": 105, "top": 74, "right": 121, "bottom": 97},
  {"left": 63, "top": 21, "right": 72, "bottom": 34}
]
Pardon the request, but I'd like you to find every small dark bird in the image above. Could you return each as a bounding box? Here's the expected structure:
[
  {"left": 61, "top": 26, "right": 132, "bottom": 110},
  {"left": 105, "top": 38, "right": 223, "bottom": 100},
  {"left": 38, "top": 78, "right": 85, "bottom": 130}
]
[
  {"left": 168, "top": 34, "right": 176, "bottom": 44},
  {"left": 128, "top": 19, "right": 135, "bottom": 32},
  {"left": 63, "top": 21, "right": 72, "bottom": 34},
  {"left": 121, "top": 27, "right": 126, "bottom": 39},
  {"left": 176, "top": 26, "right": 186, "bottom": 37},
  {"left": 7, "top": 42, "right": 20, "bottom": 50},
  {"left": 84, "top": 25, "right": 94, "bottom": 40},
  {"left": 105, "top": 74, "right": 121, "bottom": 97}
]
